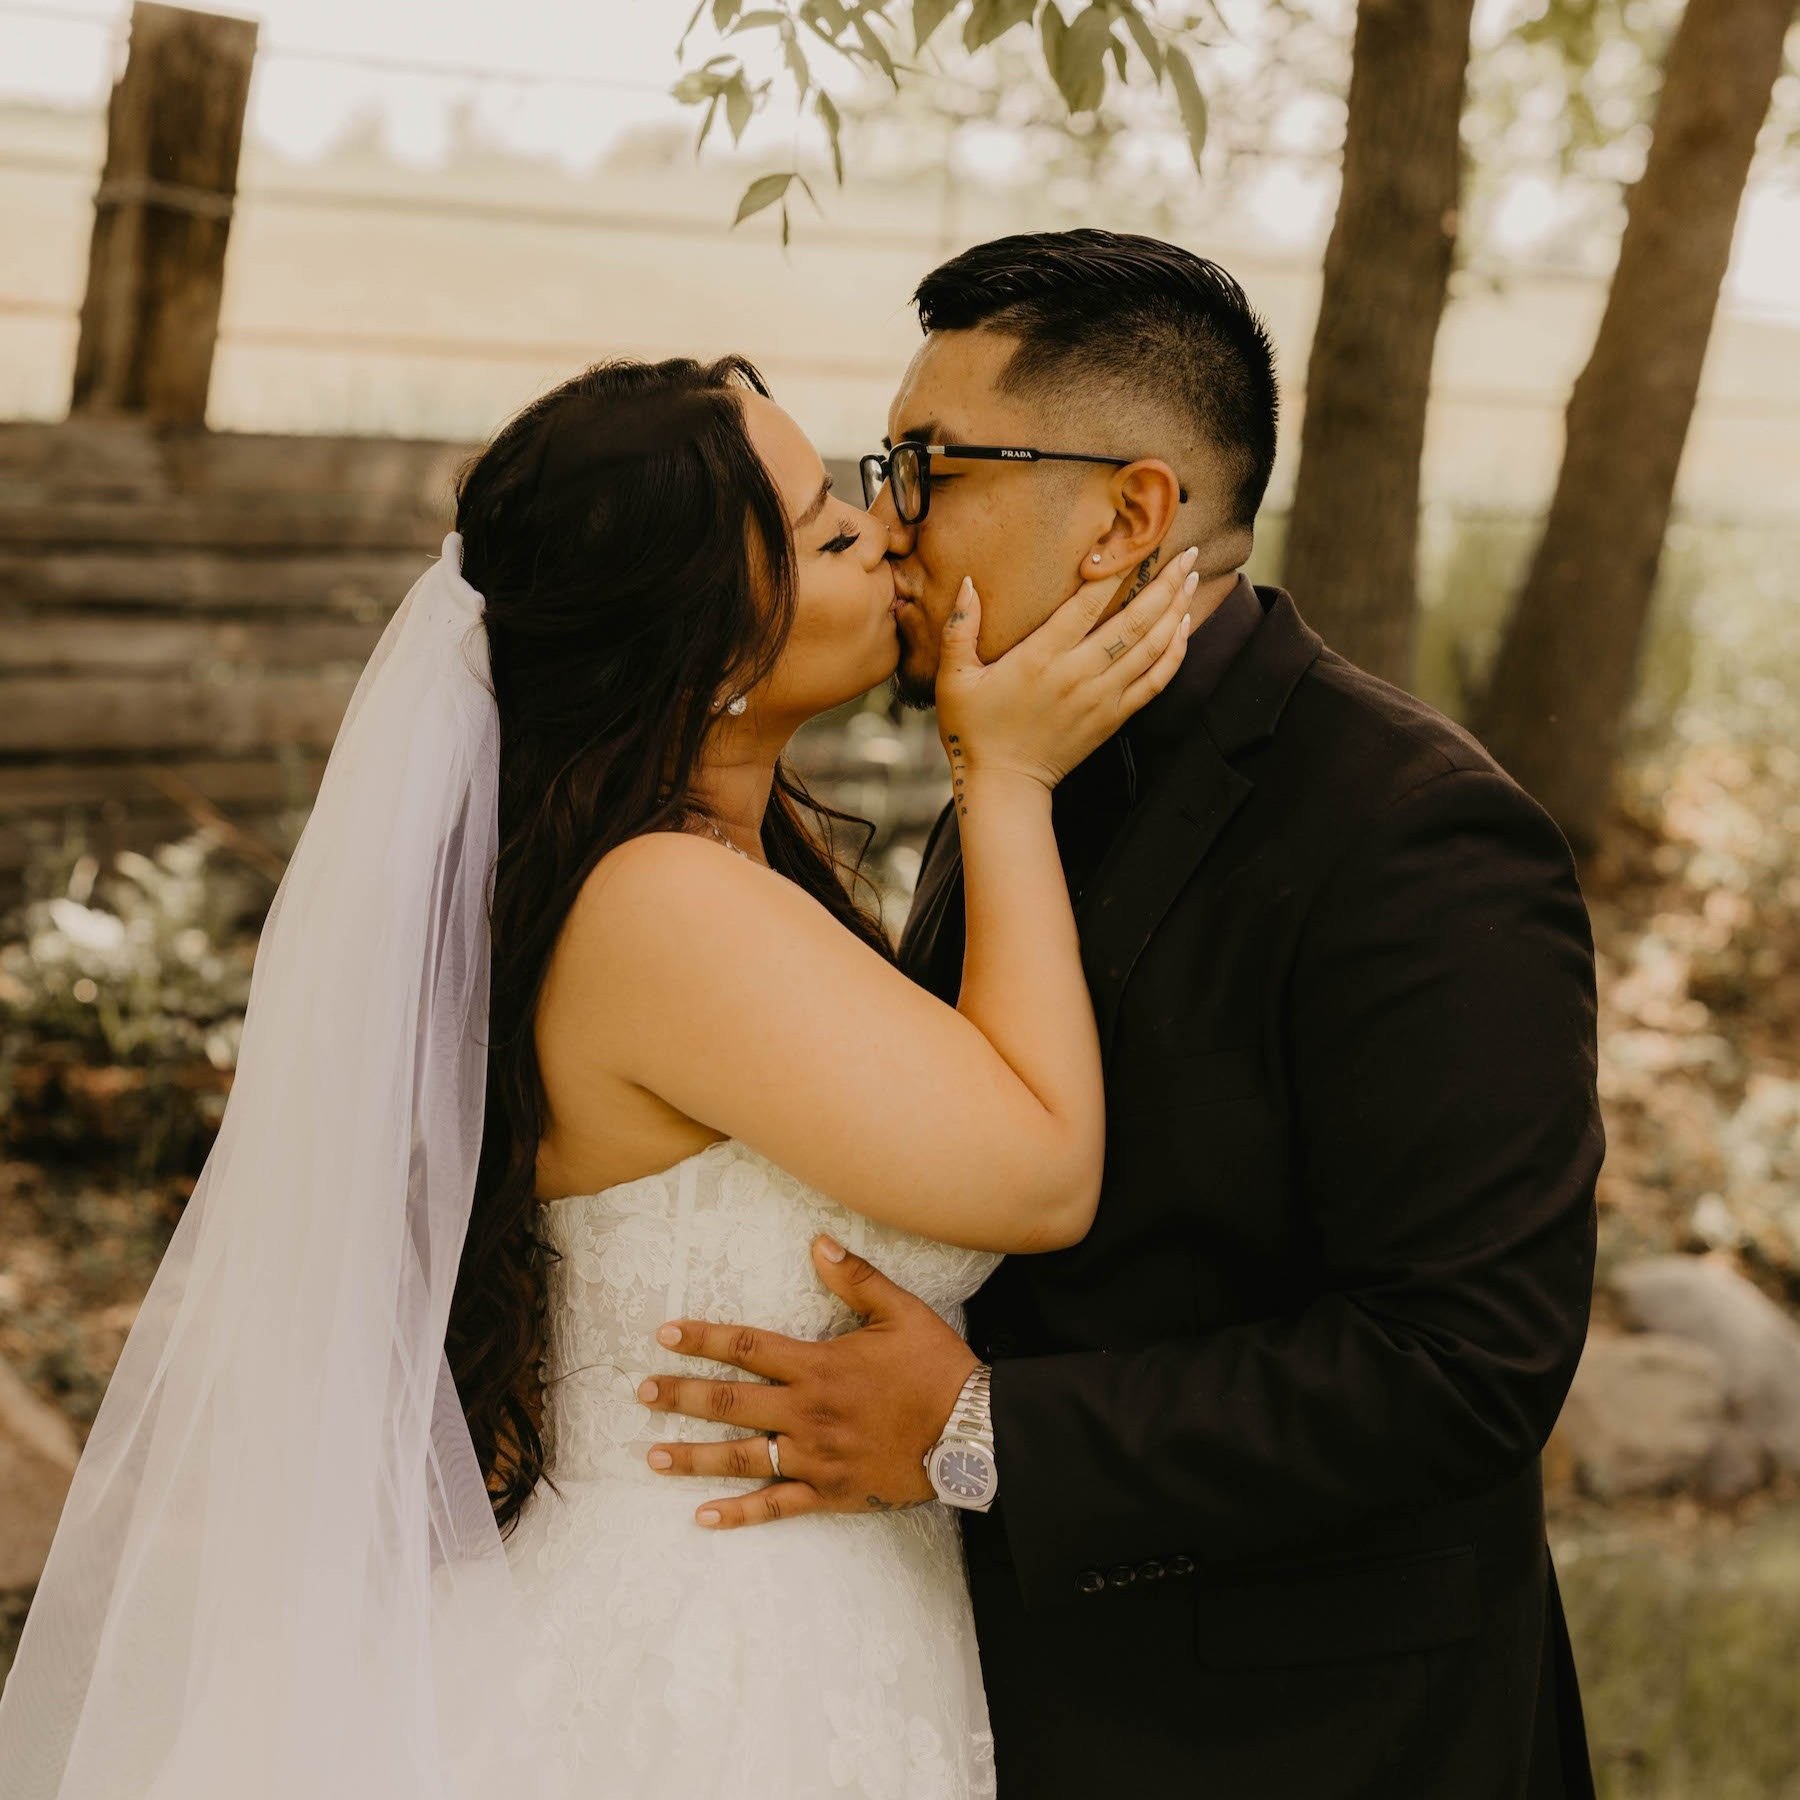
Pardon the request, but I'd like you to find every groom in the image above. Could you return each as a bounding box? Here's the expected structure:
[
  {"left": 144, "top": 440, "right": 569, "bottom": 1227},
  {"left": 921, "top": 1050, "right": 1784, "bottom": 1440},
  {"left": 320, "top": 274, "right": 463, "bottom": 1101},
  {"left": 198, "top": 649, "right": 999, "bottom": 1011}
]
[{"left": 641, "top": 230, "right": 1602, "bottom": 1798}]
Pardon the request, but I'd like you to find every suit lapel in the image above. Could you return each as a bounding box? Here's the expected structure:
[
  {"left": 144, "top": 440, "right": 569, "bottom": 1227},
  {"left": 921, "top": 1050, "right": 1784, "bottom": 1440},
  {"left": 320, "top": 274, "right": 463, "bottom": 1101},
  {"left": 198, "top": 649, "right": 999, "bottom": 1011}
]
[
  {"left": 895, "top": 799, "right": 962, "bottom": 989},
  {"left": 1074, "top": 736, "right": 1251, "bottom": 1066},
  {"left": 896, "top": 590, "right": 1324, "bottom": 1051},
  {"left": 1075, "top": 591, "right": 1323, "bottom": 1063}
]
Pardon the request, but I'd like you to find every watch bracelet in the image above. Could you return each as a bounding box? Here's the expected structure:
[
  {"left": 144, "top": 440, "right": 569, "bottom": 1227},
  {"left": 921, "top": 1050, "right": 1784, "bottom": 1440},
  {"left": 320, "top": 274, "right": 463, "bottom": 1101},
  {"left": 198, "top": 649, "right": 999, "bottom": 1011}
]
[{"left": 945, "top": 1364, "right": 994, "bottom": 1446}]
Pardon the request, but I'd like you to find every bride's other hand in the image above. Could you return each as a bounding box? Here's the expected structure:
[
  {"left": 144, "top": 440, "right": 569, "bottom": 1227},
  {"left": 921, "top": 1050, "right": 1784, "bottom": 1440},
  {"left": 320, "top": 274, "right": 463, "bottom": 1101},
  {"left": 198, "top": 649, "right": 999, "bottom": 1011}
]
[{"left": 931, "top": 544, "right": 1199, "bottom": 791}]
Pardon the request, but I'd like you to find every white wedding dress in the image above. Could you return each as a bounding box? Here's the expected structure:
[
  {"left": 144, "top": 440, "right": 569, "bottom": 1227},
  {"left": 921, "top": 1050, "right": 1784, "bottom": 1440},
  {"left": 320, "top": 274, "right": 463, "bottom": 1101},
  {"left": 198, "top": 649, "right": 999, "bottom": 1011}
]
[{"left": 503, "top": 1134, "right": 1003, "bottom": 1798}]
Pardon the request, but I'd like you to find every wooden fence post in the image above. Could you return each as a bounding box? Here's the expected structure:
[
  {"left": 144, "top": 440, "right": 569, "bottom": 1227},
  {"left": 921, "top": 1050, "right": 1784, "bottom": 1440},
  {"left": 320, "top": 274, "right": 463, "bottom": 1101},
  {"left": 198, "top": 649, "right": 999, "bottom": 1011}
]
[{"left": 70, "top": 2, "right": 258, "bottom": 427}]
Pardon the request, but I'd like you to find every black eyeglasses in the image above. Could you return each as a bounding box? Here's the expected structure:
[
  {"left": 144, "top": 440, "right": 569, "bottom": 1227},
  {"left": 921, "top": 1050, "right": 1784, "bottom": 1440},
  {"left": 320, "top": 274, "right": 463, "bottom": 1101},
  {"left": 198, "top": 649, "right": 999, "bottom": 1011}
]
[{"left": 859, "top": 440, "right": 1188, "bottom": 526}]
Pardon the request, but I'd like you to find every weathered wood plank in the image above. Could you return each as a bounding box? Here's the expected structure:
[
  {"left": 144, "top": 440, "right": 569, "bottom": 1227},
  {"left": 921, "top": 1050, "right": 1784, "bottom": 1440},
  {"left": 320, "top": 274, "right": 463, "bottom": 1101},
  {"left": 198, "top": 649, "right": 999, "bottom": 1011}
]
[
  {"left": 0, "top": 420, "right": 472, "bottom": 504},
  {"left": 0, "top": 672, "right": 360, "bottom": 754},
  {"left": 71, "top": 4, "right": 258, "bottom": 424},
  {"left": 0, "top": 496, "right": 448, "bottom": 550},
  {"left": 0, "top": 757, "right": 324, "bottom": 811},
  {"left": 2, "top": 614, "right": 385, "bottom": 672},
  {"left": 0, "top": 549, "right": 430, "bottom": 611}
]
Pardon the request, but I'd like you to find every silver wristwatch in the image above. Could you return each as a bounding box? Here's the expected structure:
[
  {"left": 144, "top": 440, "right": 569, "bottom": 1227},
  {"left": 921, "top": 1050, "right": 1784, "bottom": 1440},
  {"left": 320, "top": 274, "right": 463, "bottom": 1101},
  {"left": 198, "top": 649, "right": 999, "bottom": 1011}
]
[{"left": 924, "top": 1363, "right": 998, "bottom": 1512}]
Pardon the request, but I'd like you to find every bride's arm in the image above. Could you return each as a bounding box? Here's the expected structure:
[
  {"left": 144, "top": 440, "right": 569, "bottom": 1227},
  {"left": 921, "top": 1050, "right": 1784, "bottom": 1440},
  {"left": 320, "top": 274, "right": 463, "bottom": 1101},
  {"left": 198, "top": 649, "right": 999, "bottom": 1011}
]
[{"left": 545, "top": 556, "right": 1194, "bottom": 1256}]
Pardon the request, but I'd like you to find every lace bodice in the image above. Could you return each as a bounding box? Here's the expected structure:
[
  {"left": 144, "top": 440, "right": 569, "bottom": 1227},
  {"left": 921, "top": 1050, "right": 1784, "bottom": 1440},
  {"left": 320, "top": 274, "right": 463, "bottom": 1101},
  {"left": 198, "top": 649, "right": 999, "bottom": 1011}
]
[
  {"left": 535, "top": 1135, "right": 1003, "bottom": 1483},
  {"left": 507, "top": 1135, "right": 1002, "bottom": 1796}
]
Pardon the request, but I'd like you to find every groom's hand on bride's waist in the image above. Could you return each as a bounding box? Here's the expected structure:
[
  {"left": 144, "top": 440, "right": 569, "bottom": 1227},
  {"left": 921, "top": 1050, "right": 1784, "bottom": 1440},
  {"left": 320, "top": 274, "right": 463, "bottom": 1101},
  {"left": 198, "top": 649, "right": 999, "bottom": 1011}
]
[{"left": 637, "top": 1235, "right": 979, "bottom": 1530}]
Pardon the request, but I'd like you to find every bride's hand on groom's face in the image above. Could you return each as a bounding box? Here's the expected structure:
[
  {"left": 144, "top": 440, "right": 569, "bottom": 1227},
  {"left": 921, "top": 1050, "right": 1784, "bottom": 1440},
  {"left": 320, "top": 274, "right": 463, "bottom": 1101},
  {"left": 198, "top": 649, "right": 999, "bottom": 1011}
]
[{"left": 636, "top": 1237, "right": 980, "bottom": 1529}]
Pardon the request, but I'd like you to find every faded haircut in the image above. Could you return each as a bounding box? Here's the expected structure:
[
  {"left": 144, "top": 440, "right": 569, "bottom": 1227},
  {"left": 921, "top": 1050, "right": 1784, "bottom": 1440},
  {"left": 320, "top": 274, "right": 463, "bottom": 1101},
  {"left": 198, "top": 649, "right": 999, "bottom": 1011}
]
[{"left": 913, "top": 228, "right": 1278, "bottom": 531}]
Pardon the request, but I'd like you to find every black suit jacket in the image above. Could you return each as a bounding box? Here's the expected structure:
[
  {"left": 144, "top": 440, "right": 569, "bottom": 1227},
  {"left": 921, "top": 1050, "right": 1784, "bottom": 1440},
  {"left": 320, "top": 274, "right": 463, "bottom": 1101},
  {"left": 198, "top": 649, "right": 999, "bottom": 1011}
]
[{"left": 896, "top": 586, "right": 1601, "bottom": 1800}]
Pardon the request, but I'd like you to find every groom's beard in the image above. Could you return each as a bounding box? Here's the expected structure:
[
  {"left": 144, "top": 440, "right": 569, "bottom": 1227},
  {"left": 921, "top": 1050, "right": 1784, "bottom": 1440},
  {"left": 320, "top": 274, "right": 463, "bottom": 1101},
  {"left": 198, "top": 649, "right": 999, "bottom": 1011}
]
[
  {"left": 891, "top": 646, "right": 938, "bottom": 712},
  {"left": 889, "top": 640, "right": 936, "bottom": 709}
]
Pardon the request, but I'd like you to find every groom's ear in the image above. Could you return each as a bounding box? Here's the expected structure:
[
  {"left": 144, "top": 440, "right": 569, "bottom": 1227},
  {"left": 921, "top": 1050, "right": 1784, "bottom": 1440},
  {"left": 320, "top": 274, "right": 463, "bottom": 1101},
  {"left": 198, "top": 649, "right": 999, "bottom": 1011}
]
[{"left": 1081, "top": 458, "right": 1185, "bottom": 579}]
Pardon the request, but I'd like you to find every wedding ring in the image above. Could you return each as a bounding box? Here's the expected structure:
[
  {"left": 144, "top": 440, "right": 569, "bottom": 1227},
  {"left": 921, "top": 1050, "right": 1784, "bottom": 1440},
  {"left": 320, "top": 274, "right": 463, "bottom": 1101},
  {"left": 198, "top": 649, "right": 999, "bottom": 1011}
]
[{"left": 766, "top": 1433, "right": 783, "bottom": 1480}]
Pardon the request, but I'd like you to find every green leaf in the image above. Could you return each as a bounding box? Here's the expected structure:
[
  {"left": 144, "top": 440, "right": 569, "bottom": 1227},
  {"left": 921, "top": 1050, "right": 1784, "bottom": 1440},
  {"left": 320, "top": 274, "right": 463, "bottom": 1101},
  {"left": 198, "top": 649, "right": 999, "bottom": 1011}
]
[
  {"left": 1118, "top": 3, "right": 1163, "bottom": 78},
  {"left": 734, "top": 170, "right": 797, "bottom": 227},
  {"left": 913, "top": 0, "right": 958, "bottom": 48},
  {"left": 782, "top": 24, "right": 812, "bottom": 96},
  {"left": 965, "top": 0, "right": 1035, "bottom": 52},
  {"left": 853, "top": 13, "right": 899, "bottom": 83},
  {"left": 780, "top": 200, "right": 791, "bottom": 248},
  {"left": 726, "top": 74, "right": 754, "bottom": 141},
  {"left": 1107, "top": 31, "right": 1126, "bottom": 79},
  {"left": 677, "top": 0, "right": 709, "bottom": 56},
  {"left": 1165, "top": 41, "right": 1208, "bottom": 171},
  {"left": 673, "top": 62, "right": 742, "bottom": 105},
  {"left": 695, "top": 91, "right": 722, "bottom": 155},
  {"left": 816, "top": 88, "right": 845, "bottom": 184},
  {"left": 801, "top": 0, "right": 851, "bottom": 34},
  {"left": 726, "top": 7, "right": 788, "bottom": 31},
  {"left": 1049, "top": 3, "right": 1111, "bottom": 113},
  {"left": 1040, "top": 1, "right": 1067, "bottom": 75},
  {"left": 712, "top": 0, "right": 743, "bottom": 29}
]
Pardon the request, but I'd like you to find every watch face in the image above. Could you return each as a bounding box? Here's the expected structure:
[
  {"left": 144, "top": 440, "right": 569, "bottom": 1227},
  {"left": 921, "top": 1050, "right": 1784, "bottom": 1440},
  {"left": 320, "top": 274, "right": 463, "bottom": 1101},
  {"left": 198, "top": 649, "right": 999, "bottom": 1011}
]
[{"left": 933, "top": 1443, "right": 994, "bottom": 1503}]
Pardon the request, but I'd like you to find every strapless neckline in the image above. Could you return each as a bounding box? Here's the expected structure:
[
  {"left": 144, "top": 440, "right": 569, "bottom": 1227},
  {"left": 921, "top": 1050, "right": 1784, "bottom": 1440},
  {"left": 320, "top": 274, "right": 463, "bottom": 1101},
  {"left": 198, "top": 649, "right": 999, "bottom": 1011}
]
[{"left": 539, "top": 1134, "right": 750, "bottom": 1212}]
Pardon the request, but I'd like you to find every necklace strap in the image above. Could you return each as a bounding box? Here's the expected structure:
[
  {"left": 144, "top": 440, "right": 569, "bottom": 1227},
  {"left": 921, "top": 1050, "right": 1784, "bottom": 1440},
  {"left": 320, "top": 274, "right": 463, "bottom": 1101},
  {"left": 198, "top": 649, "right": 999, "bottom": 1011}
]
[{"left": 700, "top": 817, "right": 755, "bottom": 862}]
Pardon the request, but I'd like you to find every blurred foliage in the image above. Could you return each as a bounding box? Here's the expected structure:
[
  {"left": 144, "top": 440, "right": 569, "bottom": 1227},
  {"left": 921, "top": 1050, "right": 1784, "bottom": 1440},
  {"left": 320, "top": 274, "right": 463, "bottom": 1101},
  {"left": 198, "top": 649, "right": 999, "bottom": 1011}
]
[
  {"left": 669, "top": 0, "right": 1220, "bottom": 240},
  {"left": 0, "top": 837, "right": 269, "bottom": 1067},
  {"left": 0, "top": 836, "right": 268, "bottom": 1175},
  {"left": 1401, "top": 508, "right": 1800, "bottom": 1297},
  {"left": 1556, "top": 1502, "right": 1800, "bottom": 1798}
]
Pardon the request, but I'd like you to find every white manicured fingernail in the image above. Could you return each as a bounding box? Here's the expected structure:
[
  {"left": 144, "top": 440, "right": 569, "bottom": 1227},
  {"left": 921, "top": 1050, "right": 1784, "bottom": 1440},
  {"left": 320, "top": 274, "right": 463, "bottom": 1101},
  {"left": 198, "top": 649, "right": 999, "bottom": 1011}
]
[
  {"left": 818, "top": 1235, "right": 847, "bottom": 1263},
  {"left": 648, "top": 1449, "right": 673, "bottom": 1470},
  {"left": 1180, "top": 615, "right": 1193, "bottom": 639},
  {"left": 656, "top": 1324, "right": 681, "bottom": 1347},
  {"left": 697, "top": 1509, "right": 722, "bottom": 1526},
  {"left": 1183, "top": 572, "right": 1199, "bottom": 594}
]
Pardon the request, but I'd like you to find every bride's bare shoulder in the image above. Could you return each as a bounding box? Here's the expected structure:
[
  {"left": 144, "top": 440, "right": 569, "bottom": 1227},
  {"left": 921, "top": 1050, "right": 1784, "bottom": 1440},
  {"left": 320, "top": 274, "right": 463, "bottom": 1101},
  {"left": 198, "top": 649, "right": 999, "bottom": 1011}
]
[{"left": 557, "top": 828, "right": 778, "bottom": 975}]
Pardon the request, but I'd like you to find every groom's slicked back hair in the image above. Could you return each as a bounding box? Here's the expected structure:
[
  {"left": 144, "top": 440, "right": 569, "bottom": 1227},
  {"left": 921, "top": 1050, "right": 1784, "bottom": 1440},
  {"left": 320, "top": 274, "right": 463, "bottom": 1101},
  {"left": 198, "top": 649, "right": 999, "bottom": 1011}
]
[{"left": 913, "top": 229, "right": 1278, "bottom": 530}]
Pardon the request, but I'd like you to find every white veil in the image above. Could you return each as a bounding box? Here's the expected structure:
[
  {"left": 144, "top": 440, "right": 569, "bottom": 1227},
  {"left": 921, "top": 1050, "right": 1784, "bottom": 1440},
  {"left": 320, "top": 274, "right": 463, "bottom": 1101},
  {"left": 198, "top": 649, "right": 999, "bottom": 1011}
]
[{"left": 0, "top": 534, "right": 568, "bottom": 1799}]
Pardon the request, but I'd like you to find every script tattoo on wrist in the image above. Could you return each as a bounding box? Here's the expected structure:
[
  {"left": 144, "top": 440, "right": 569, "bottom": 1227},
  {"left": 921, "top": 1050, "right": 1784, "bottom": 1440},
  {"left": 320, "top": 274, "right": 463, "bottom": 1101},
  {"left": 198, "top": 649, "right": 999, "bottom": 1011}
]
[
  {"left": 948, "top": 732, "right": 968, "bottom": 818},
  {"left": 864, "top": 1494, "right": 925, "bottom": 1513}
]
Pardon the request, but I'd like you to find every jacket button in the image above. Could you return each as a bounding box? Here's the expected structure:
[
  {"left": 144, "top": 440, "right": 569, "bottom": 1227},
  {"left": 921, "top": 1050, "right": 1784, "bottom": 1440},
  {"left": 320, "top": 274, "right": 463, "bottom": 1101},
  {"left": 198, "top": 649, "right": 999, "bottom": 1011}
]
[
  {"left": 1168, "top": 1554, "right": 1196, "bottom": 1578},
  {"left": 1107, "top": 1565, "right": 1136, "bottom": 1589},
  {"left": 1137, "top": 1559, "right": 1165, "bottom": 1582},
  {"left": 1075, "top": 1569, "right": 1105, "bottom": 1595}
]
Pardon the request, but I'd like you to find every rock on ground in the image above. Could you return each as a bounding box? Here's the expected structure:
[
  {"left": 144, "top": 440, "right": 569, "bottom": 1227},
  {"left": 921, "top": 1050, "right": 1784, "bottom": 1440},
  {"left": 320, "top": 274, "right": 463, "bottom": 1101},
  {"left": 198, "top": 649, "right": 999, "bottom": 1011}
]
[
  {"left": 1551, "top": 1331, "right": 1763, "bottom": 1501},
  {"left": 1612, "top": 1255, "right": 1800, "bottom": 1475}
]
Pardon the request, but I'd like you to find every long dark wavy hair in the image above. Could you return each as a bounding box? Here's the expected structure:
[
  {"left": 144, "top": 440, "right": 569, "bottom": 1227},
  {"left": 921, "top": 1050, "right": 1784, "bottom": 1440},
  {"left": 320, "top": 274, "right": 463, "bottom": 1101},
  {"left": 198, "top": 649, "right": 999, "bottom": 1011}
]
[{"left": 446, "top": 355, "right": 896, "bottom": 1533}]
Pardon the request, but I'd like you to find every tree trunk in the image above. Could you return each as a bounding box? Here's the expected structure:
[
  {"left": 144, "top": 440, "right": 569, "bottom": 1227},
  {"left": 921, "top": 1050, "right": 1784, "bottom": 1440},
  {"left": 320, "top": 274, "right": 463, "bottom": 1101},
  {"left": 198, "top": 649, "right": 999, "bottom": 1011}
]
[
  {"left": 1472, "top": 0, "right": 1794, "bottom": 851},
  {"left": 1279, "top": 0, "right": 1477, "bottom": 687}
]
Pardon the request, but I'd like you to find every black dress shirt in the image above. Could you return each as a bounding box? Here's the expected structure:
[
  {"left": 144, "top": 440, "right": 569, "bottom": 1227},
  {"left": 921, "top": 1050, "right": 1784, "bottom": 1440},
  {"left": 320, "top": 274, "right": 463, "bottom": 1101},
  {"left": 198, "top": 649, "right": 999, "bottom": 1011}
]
[{"left": 1051, "top": 572, "right": 1262, "bottom": 903}]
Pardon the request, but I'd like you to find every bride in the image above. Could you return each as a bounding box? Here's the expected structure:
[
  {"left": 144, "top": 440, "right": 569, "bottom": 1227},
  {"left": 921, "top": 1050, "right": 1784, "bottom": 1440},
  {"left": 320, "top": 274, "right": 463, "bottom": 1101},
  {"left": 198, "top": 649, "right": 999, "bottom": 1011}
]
[{"left": 0, "top": 354, "right": 1194, "bottom": 1798}]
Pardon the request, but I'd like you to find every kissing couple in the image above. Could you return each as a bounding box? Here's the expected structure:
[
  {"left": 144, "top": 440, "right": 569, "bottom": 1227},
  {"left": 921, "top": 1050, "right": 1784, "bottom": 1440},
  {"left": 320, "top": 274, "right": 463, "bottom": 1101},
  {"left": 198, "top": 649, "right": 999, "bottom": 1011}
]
[{"left": 0, "top": 229, "right": 1603, "bottom": 1800}]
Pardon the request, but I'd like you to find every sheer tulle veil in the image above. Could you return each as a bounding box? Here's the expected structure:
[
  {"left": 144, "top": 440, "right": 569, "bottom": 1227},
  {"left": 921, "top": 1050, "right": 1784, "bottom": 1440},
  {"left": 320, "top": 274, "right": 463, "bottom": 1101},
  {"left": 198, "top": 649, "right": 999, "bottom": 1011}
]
[{"left": 0, "top": 534, "right": 569, "bottom": 1798}]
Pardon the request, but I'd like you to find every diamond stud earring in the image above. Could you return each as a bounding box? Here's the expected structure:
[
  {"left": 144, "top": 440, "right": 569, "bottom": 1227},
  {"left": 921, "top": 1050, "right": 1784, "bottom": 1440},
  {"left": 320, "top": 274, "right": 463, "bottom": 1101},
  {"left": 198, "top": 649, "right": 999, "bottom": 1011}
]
[{"left": 710, "top": 693, "right": 747, "bottom": 716}]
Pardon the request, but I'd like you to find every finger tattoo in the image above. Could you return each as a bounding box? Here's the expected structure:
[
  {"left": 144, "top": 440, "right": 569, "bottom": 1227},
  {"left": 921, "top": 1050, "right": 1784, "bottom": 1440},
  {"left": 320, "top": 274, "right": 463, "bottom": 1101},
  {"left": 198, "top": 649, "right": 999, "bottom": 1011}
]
[
  {"left": 1103, "top": 637, "right": 1128, "bottom": 662},
  {"left": 1122, "top": 553, "right": 1159, "bottom": 604}
]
